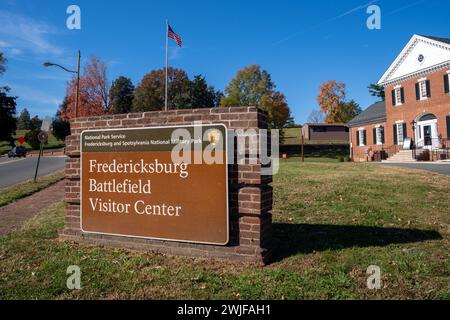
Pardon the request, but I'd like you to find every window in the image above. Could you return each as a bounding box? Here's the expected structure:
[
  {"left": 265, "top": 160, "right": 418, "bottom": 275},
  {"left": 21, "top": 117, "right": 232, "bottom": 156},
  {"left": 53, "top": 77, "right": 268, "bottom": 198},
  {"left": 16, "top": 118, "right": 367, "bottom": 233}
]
[
  {"left": 376, "top": 127, "right": 384, "bottom": 145},
  {"left": 445, "top": 73, "right": 450, "bottom": 94},
  {"left": 446, "top": 116, "right": 450, "bottom": 139},
  {"left": 391, "top": 87, "right": 404, "bottom": 106},
  {"left": 416, "top": 79, "right": 430, "bottom": 100},
  {"left": 395, "top": 123, "right": 406, "bottom": 145},
  {"left": 313, "top": 126, "right": 326, "bottom": 132},
  {"left": 395, "top": 88, "right": 402, "bottom": 105},
  {"left": 419, "top": 81, "right": 427, "bottom": 98},
  {"left": 357, "top": 129, "right": 366, "bottom": 146}
]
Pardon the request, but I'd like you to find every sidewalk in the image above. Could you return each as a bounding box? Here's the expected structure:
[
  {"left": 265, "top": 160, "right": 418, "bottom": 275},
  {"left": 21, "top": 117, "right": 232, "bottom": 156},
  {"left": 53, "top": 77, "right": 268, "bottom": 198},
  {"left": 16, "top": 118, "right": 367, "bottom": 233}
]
[{"left": 0, "top": 180, "right": 66, "bottom": 236}]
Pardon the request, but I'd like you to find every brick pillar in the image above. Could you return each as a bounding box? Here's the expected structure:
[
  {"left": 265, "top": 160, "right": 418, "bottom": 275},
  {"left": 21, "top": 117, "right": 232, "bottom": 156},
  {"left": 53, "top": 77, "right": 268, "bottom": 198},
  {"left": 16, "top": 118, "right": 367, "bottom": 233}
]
[{"left": 59, "top": 107, "right": 273, "bottom": 264}]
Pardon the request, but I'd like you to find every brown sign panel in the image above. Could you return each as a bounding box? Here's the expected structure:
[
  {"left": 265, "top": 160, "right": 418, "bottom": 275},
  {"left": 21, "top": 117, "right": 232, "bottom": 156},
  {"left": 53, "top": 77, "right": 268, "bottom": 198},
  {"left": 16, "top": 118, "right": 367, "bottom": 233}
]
[{"left": 80, "top": 124, "right": 228, "bottom": 245}]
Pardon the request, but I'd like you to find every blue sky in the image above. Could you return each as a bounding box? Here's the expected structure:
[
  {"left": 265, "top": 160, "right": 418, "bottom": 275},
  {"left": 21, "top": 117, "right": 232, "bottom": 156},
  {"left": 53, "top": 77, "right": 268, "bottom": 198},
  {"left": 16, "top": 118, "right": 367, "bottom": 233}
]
[{"left": 0, "top": 0, "right": 449, "bottom": 124}]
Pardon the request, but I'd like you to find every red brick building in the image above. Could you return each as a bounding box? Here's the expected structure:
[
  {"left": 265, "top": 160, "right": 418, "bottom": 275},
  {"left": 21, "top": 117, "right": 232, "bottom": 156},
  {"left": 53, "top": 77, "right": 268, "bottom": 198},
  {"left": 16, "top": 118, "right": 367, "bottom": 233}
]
[{"left": 349, "top": 35, "right": 450, "bottom": 162}]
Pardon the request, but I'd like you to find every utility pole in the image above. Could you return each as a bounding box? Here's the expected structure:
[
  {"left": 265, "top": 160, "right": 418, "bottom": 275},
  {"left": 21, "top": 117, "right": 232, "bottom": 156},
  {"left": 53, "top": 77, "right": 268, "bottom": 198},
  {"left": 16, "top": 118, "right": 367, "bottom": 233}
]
[{"left": 301, "top": 134, "right": 305, "bottom": 163}]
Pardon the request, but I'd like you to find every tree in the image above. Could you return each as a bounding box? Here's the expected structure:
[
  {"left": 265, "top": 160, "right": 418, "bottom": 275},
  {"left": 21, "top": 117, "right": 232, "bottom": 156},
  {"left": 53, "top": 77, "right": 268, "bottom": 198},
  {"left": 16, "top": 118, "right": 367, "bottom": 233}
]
[
  {"left": 188, "top": 75, "right": 218, "bottom": 109},
  {"left": 0, "top": 52, "right": 6, "bottom": 75},
  {"left": 368, "top": 83, "right": 385, "bottom": 101},
  {"left": 52, "top": 98, "right": 71, "bottom": 141},
  {"left": 337, "top": 100, "right": 362, "bottom": 123},
  {"left": 221, "top": 65, "right": 274, "bottom": 107},
  {"left": 220, "top": 65, "right": 291, "bottom": 129},
  {"left": 24, "top": 129, "right": 41, "bottom": 149},
  {"left": 133, "top": 67, "right": 190, "bottom": 111},
  {"left": 61, "top": 56, "right": 110, "bottom": 120},
  {"left": 317, "top": 80, "right": 346, "bottom": 124},
  {"left": 109, "top": 76, "right": 135, "bottom": 114},
  {"left": 259, "top": 91, "right": 291, "bottom": 129},
  {"left": 0, "top": 87, "right": 17, "bottom": 145},
  {"left": 29, "top": 116, "right": 42, "bottom": 131},
  {"left": 17, "top": 108, "right": 31, "bottom": 130},
  {"left": 307, "top": 109, "right": 324, "bottom": 123},
  {"left": 317, "top": 81, "right": 362, "bottom": 123}
]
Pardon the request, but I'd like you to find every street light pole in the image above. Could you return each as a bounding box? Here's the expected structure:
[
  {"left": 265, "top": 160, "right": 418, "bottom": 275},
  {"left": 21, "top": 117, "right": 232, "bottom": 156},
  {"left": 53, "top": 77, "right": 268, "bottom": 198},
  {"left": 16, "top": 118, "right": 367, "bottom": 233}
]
[
  {"left": 43, "top": 49, "right": 81, "bottom": 118},
  {"left": 75, "top": 50, "right": 81, "bottom": 118}
]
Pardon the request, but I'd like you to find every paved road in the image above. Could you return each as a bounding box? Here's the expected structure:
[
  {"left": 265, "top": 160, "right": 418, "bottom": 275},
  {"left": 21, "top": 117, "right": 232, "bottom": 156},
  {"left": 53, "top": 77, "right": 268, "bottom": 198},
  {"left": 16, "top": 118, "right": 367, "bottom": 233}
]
[
  {"left": 381, "top": 162, "right": 450, "bottom": 176},
  {"left": 0, "top": 156, "right": 66, "bottom": 188}
]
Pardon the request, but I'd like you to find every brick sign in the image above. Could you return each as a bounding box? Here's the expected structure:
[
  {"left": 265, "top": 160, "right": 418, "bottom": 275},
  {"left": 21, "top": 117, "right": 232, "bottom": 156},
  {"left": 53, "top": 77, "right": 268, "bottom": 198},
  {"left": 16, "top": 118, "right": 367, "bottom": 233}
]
[{"left": 80, "top": 124, "right": 229, "bottom": 245}]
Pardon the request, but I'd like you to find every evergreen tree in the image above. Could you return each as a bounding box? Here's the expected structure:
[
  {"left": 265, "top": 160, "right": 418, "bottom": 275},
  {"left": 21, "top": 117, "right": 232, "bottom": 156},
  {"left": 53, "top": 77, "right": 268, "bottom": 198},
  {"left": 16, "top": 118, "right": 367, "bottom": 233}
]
[
  {"left": 109, "top": 76, "right": 135, "bottom": 114},
  {"left": 0, "top": 87, "right": 17, "bottom": 145},
  {"left": 17, "top": 108, "right": 31, "bottom": 130},
  {"left": 52, "top": 99, "right": 71, "bottom": 141}
]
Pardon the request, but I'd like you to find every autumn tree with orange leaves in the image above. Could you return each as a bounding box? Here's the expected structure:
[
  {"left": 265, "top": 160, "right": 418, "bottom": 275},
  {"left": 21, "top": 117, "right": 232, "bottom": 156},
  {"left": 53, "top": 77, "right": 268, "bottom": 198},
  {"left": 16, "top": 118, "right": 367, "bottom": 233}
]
[
  {"left": 60, "top": 56, "right": 110, "bottom": 120},
  {"left": 317, "top": 80, "right": 361, "bottom": 124}
]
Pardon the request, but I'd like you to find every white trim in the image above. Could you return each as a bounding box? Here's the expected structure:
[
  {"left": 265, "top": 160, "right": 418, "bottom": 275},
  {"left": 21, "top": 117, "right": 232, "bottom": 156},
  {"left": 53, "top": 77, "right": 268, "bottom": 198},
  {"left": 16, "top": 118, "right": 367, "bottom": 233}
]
[
  {"left": 396, "top": 123, "right": 405, "bottom": 145},
  {"left": 417, "top": 77, "right": 427, "bottom": 82},
  {"left": 375, "top": 126, "right": 384, "bottom": 145},
  {"left": 418, "top": 80, "right": 429, "bottom": 100},
  {"left": 394, "top": 87, "right": 403, "bottom": 106},
  {"left": 382, "top": 61, "right": 450, "bottom": 87},
  {"left": 447, "top": 70, "right": 450, "bottom": 74},
  {"left": 378, "top": 35, "right": 450, "bottom": 85},
  {"left": 394, "top": 85, "right": 402, "bottom": 89},
  {"left": 395, "top": 120, "right": 405, "bottom": 124},
  {"left": 357, "top": 129, "right": 365, "bottom": 146},
  {"left": 79, "top": 124, "right": 230, "bottom": 246}
]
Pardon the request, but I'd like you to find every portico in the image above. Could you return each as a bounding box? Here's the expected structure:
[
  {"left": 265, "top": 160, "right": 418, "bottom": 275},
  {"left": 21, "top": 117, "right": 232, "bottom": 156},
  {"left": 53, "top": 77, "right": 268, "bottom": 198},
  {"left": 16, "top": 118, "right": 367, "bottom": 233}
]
[{"left": 414, "top": 113, "right": 439, "bottom": 150}]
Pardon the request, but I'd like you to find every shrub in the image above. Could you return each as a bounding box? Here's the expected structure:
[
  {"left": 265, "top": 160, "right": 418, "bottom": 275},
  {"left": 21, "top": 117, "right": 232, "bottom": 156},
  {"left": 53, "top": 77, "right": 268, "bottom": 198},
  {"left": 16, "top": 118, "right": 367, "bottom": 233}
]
[{"left": 24, "top": 129, "right": 41, "bottom": 150}]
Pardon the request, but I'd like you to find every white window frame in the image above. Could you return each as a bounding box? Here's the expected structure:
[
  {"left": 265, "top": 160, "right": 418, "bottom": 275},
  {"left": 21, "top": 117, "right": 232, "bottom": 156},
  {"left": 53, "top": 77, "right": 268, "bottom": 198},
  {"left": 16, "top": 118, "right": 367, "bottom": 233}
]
[
  {"left": 396, "top": 123, "right": 404, "bottom": 145},
  {"left": 418, "top": 79, "right": 428, "bottom": 100},
  {"left": 375, "top": 126, "right": 383, "bottom": 145},
  {"left": 394, "top": 87, "right": 402, "bottom": 106},
  {"left": 358, "top": 129, "right": 365, "bottom": 146}
]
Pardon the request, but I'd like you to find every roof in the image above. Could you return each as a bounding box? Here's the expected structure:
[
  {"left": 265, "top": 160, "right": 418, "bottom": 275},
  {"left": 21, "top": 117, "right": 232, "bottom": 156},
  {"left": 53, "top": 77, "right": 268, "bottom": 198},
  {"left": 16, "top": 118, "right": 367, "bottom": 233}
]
[
  {"left": 378, "top": 34, "right": 450, "bottom": 85},
  {"left": 420, "top": 35, "right": 450, "bottom": 45},
  {"left": 347, "top": 101, "right": 386, "bottom": 128},
  {"left": 303, "top": 123, "right": 348, "bottom": 127}
]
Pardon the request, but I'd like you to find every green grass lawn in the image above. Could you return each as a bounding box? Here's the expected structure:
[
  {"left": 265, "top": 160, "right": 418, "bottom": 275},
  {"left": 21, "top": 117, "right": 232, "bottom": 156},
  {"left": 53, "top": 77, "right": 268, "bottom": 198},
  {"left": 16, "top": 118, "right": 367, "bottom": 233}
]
[
  {"left": 0, "top": 160, "right": 449, "bottom": 300},
  {"left": 0, "top": 171, "right": 65, "bottom": 207},
  {"left": 0, "top": 130, "right": 64, "bottom": 154}
]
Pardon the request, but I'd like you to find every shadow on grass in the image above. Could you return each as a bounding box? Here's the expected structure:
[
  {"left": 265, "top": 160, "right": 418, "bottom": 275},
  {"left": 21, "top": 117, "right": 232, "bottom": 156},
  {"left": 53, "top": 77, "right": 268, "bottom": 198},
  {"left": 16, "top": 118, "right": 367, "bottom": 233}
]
[{"left": 271, "top": 223, "right": 442, "bottom": 262}]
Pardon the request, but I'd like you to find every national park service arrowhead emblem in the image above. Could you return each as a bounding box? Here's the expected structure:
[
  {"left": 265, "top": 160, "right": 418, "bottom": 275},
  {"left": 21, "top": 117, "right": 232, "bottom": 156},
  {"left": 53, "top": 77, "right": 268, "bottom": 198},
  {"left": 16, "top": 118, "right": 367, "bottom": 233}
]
[{"left": 207, "top": 129, "right": 222, "bottom": 146}]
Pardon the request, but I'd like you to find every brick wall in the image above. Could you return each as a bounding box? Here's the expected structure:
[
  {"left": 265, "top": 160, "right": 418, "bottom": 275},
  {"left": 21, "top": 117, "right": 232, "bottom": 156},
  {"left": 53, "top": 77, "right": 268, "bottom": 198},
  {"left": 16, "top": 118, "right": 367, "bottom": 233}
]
[
  {"left": 350, "top": 68, "right": 450, "bottom": 161},
  {"left": 60, "top": 107, "right": 273, "bottom": 264},
  {"left": 384, "top": 69, "right": 450, "bottom": 145},
  {"left": 350, "top": 123, "right": 387, "bottom": 162}
]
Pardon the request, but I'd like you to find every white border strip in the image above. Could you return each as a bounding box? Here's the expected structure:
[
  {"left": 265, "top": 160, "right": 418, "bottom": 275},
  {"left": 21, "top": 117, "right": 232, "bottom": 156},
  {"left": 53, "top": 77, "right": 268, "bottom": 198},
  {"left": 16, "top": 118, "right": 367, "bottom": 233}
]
[{"left": 79, "top": 124, "right": 229, "bottom": 246}]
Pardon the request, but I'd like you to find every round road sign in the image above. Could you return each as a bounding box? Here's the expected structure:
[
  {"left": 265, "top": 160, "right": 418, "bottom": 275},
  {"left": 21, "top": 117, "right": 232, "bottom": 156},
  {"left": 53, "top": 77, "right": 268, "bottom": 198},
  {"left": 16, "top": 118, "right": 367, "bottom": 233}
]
[{"left": 38, "top": 131, "right": 49, "bottom": 143}]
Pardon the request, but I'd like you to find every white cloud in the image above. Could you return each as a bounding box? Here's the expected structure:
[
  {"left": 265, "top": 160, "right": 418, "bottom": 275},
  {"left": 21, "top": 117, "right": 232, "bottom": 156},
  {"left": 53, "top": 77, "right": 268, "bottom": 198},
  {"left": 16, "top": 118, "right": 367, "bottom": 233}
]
[{"left": 0, "top": 10, "right": 64, "bottom": 58}]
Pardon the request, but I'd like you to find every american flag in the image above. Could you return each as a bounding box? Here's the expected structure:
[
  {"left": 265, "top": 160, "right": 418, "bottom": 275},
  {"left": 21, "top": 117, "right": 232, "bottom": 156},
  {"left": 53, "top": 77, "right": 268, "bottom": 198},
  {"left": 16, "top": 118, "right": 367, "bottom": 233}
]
[{"left": 168, "top": 25, "right": 182, "bottom": 47}]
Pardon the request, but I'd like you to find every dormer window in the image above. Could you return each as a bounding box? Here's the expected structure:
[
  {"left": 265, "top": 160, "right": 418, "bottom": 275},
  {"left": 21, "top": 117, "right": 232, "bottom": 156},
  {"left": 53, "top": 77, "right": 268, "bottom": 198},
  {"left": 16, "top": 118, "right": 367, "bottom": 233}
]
[
  {"left": 391, "top": 86, "right": 404, "bottom": 106},
  {"left": 416, "top": 79, "right": 431, "bottom": 100}
]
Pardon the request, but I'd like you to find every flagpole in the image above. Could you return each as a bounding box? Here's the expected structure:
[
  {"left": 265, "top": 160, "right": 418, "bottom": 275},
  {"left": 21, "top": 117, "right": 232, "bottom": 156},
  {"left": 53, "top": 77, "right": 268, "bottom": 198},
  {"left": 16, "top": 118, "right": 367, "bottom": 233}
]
[{"left": 165, "top": 19, "right": 169, "bottom": 111}]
